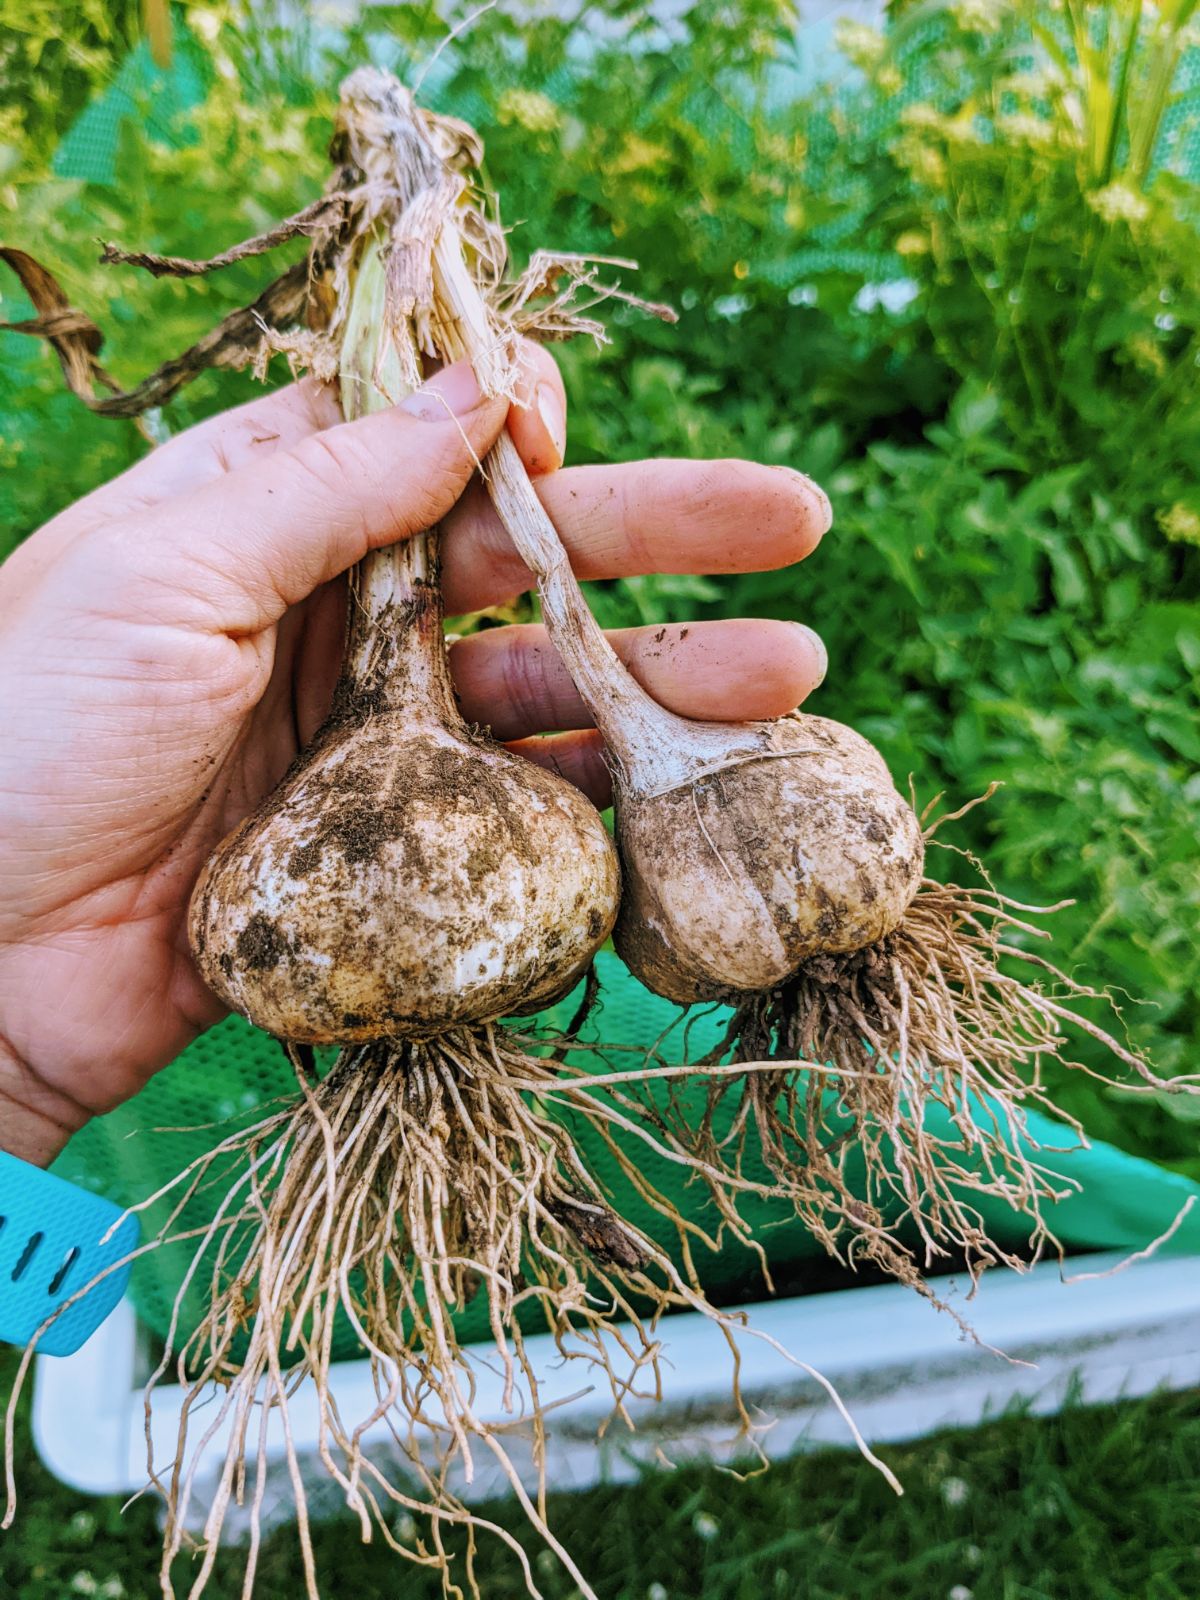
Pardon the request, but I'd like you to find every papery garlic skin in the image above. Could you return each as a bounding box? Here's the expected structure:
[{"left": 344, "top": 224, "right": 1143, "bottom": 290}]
[{"left": 612, "top": 714, "right": 924, "bottom": 1004}]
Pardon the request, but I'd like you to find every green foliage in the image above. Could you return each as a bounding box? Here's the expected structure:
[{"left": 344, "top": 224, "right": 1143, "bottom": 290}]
[
  {"left": 858, "top": 0, "right": 1200, "bottom": 506},
  {"left": 0, "top": 0, "right": 1197, "bottom": 1177},
  {"left": 0, "top": 0, "right": 143, "bottom": 167}
]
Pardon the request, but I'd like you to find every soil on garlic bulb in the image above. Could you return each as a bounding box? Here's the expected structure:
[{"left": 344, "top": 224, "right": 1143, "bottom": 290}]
[{"left": 189, "top": 693, "right": 619, "bottom": 1042}]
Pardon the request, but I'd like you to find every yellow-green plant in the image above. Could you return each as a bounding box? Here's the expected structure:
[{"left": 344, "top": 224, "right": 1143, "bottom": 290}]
[{"left": 863, "top": 1, "right": 1200, "bottom": 502}]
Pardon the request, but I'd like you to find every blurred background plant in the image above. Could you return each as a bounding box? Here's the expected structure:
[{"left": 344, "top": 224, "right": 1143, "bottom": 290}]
[{"left": 1, "top": 0, "right": 1197, "bottom": 1183}]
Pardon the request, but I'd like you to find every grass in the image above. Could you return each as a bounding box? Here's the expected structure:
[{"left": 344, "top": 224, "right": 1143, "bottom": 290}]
[{"left": 5, "top": 1343, "right": 1200, "bottom": 1600}]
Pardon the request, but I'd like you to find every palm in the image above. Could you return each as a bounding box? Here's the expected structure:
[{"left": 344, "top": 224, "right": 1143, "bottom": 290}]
[{"left": 0, "top": 579, "right": 344, "bottom": 1118}]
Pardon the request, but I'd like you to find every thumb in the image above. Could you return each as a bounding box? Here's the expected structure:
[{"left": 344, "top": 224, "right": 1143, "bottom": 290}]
[{"left": 124, "top": 361, "right": 507, "bottom": 632}]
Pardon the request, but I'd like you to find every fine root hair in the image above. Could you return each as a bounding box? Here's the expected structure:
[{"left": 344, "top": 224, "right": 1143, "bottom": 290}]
[
  {"left": 673, "top": 791, "right": 1196, "bottom": 1303},
  {"left": 7, "top": 1026, "right": 837, "bottom": 1600}
]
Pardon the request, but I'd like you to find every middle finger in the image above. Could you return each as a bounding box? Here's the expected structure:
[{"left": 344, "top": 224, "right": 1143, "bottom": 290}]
[{"left": 439, "top": 457, "right": 831, "bottom": 615}]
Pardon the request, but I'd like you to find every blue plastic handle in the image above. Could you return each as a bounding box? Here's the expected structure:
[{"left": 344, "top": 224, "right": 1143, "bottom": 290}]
[{"left": 0, "top": 1151, "right": 140, "bottom": 1357}]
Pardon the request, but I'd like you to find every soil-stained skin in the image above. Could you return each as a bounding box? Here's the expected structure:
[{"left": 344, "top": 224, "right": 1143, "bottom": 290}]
[
  {"left": 614, "top": 713, "right": 925, "bottom": 1005},
  {"left": 189, "top": 711, "right": 620, "bottom": 1043}
]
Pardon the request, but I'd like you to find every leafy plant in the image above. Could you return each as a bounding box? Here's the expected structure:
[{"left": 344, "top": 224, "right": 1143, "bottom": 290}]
[
  {"left": 850, "top": 0, "right": 1200, "bottom": 506},
  {"left": 0, "top": 0, "right": 144, "bottom": 167}
]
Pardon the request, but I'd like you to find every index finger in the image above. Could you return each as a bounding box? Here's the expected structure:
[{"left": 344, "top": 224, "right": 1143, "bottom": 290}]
[{"left": 439, "top": 458, "right": 832, "bottom": 615}]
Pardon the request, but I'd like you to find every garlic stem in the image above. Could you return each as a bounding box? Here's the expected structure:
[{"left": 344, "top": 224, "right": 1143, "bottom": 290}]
[
  {"left": 338, "top": 240, "right": 458, "bottom": 724},
  {"left": 429, "top": 222, "right": 750, "bottom": 791}
]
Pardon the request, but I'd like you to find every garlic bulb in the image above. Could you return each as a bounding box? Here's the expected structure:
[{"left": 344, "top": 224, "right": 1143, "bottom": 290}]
[
  {"left": 188, "top": 243, "right": 619, "bottom": 1042},
  {"left": 188, "top": 699, "right": 620, "bottom": 1042},
  {"left": 612, "top": 711, "right": 923, "bottom": 1004}
]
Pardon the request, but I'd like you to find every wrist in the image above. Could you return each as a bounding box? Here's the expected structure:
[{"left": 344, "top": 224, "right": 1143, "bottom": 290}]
[{"left": 0, "top": 1032, "right": 88, "bottom": 1168}]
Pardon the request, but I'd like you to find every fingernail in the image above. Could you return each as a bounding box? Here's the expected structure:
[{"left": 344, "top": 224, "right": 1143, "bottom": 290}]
[
  {"left": 536, "top": 382, "right": 566, "bottom": 467},
  {"left": 399, "top": 361, "right": 484, "bottom": 421},
  {"left": 792, "top": 622, "right": 828, "bottom": 689},
  {"left": 799, "top": 472, "right": 834, "bottom": 534},
  {"left": 777, "top": 465, "right": 833, "bottom": 535}
]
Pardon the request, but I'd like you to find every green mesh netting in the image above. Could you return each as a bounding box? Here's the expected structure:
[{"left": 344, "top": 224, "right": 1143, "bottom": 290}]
[
  {"left": 53, "top": 951, "right": 1200, "bottom": 1362},
  {"left": 51, "top": 28, "right": 212, "bottom": 186},
  {"left": 31, "top": 14, "right": 1200, "bottom": 1361}
]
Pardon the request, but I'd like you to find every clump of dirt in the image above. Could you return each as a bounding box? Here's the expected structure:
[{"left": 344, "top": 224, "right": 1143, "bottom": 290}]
[{"left": 235, "top": 913, "right": 290, "bottom": 971}]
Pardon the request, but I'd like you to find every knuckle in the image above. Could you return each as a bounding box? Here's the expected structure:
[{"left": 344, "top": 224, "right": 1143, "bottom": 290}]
[
  {"left": 501, "top": 629, "right": 554, "bottom": 733},
  {"left": 289, "top": 426, "right": 361, "bottom": 495}
]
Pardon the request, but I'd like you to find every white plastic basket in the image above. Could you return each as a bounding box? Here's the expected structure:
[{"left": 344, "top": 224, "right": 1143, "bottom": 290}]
[{"left": 33, "top": 1249, "right": 1200, "bottom": 1536}]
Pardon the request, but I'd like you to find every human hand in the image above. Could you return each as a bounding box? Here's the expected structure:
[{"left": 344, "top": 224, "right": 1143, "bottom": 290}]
[{"left": 0, "top": 343, "right": 830, "bottom": 1165}]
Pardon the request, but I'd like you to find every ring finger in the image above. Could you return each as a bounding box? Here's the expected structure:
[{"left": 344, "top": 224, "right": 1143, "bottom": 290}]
[{"left": 450, "top": 617, "right": 827, "bottom": 742}]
